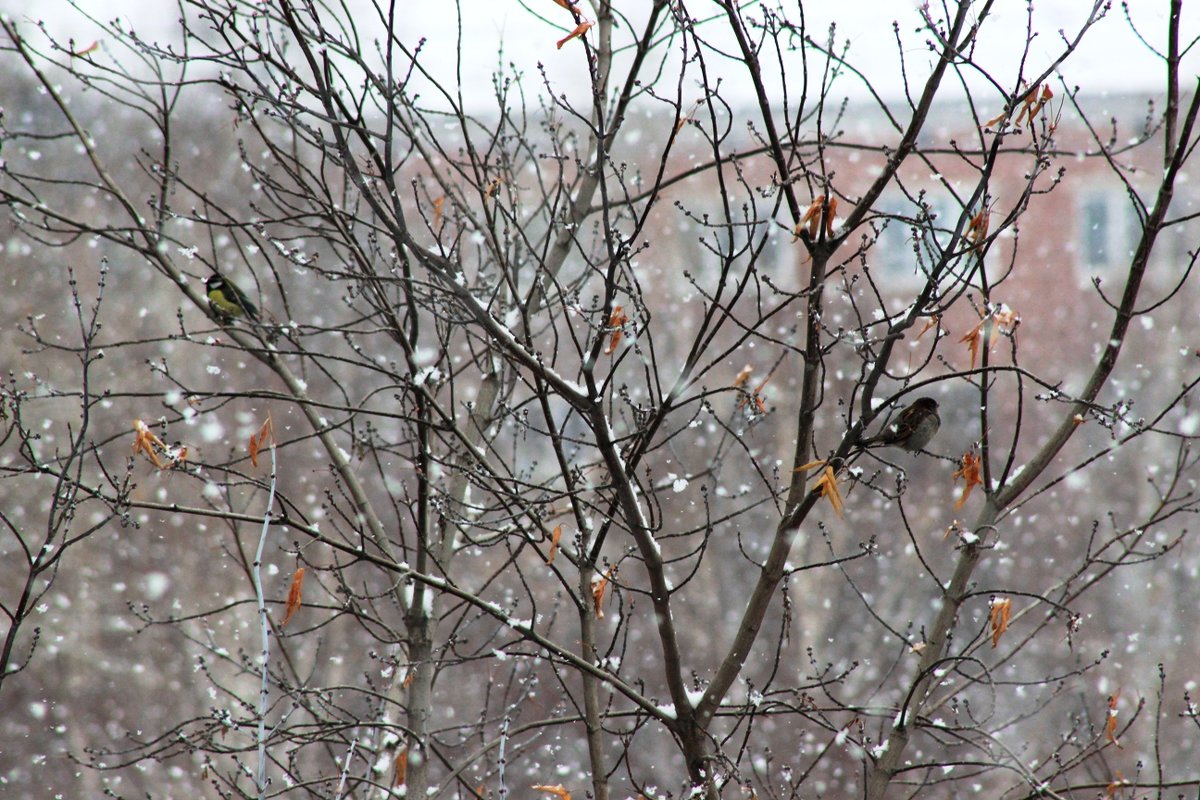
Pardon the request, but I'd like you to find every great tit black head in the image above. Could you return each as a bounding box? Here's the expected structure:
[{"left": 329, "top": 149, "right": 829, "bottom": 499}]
[{"left": 206, "top": 274, "right": 259, "bottom": 322}]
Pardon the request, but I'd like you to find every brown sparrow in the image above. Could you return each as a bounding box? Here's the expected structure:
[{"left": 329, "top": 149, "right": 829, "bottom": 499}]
[{"left": 860, "top": 397, "right": 940, "bottom": 451}]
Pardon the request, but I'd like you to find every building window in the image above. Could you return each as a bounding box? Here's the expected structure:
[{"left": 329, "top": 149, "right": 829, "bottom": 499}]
[
  {"left": 874, "top": 196, "right": 957, "bottom": 283},
  {"left": 1081, "top": 195, "right": 1110, "bottom": 266},
  {"left": 1079, "top": 190, "right": 1142, "bottom": 272}
]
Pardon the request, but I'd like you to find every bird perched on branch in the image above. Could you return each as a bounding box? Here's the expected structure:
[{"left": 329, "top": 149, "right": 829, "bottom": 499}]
[
  {"left": 860, "top": 396, "right": 940, "bottom": 452},
  {"left": 206, "top": 273, "right": 260, "bottom": 323}
]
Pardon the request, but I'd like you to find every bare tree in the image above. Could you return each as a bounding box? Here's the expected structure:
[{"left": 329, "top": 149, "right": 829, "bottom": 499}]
[{"left": 2, "top": 1, "right": 1199, "bottom": 798}]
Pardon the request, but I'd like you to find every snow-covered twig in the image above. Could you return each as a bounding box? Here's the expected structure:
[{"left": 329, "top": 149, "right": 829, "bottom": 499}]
[
  {"left": 334, "top": 737, "right": 358, "bottom": 800},
  {"left": 251, "top": 440, "right": 278, "bottom": 798}
]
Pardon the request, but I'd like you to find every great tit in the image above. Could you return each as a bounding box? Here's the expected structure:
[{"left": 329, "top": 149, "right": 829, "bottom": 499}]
[{"left": 205, "top": 274, "right": 260, "bottom": 323}]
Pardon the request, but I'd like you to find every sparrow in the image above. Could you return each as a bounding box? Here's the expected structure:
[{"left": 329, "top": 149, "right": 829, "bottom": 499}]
[
  {"left": 206, "top": 274, "right": 260, "bottom": 323},
  {"left": 859, "top": 396, "right": 940, "bottom": 452}
]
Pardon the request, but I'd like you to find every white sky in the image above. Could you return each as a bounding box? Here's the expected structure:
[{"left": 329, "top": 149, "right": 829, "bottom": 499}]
[{"left": 7, "top": 1, "right": 1189, "bottom": 109}]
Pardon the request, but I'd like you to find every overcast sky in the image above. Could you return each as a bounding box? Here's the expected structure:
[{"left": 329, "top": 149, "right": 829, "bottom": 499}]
[{"left": 8, "top": 1, "right": 1189, "bottom": 109}]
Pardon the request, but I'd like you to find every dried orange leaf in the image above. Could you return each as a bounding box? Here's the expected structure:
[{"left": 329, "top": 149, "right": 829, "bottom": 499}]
[
  {"left": 799, "top": 194, "right": 825, "bottom": 239},
  {"left": 794, "top": 459, "right": 828, "bottom": 473},
  {"left": 917, "top": 314, "right": 941, "bottom": 340},
  {"left": 1013, "top": 101, "right": 1032, "bottom": 128},
  {"left": 393, "top": 748, "right": 408, "bottom": 788},
  {"left": 960, "top": 306, "right": 1020, "bottom": 369},
  {"left": 952, "top": 451, "right": 983, "bottom": 510},
  {"left": 70, "top": 40, "right": 100, "bottom": 57},
  {"left": 751, "top": 368, "right": 775, "bottom": 396},
  {"left": 556, "top": 21, "right": 593, "bottom": 49},
  {"left": 813, "top": 465, "right": 844, "bottom": 518},
  {"left": 132, "top": 418, "right": 158, "bottom": 447},
  {"left": 732, "top": 364, "right": 754, "bottom": 389},
  {"left": 1030, "top": 83, "right": 1053, "bottom": 118},
  {"left": 132, "top": 419, "right": 167, "bottom": 469},
  {"left": 248, "top": 416, "right": 275, "bottom": 467},
  {"left": 824, "top": 196, "right": 838, "bottom": 238},
  {"left": 606, "top": 329, "right": 623, "bottom": 354},
  {"left": 133, "top": 419, "right": 189, "bottom": 470},
  {"left": 988, "top": 596, "right": 1012, "bottom": 647},
  {"left": 1013, "top": 82, "right": 1053, "bottom": 127},
  {"left": 605, "top": 306, "right": 629, "bottom": 355},
  {"left": 254, "top": 419, "right": 272, "bottom": 461},
  {"left": 960, "top": 320, "right": 984, "bottom": 369},
  {"left": 991, "top": 305, "right": 1020, "bottom": 333},
  {"left": 739, "top": 366, "right": 777, "bottom": 412},
  {"left": 533, "top": 785, "right": 572, "bottom": 800},
  {"left": 675, "top": 99, "right": 703, "bottom": 132},
  {"left": 280, "top": 567, "right": 306, "bottom": 626},
  {"left": 1105, "top": 690, "right": 1123, "bottom": 748},
  {"left": 432, "top": 196, "right": 445, "bottom": 228},
  {"left": 1016, "top": 84, "right": 1039, "bottom": 126},
  {"left": 980, "top": 110, "right": 1008, "bottom": 130},
  {"left": 1105, "top": 711, "right": 1122, "bottom": 749},
  {"left": 591, "top": 566, "right": 616, "bottom": 618},
  {"left": 547, "top": 524, "right": 563, "bottom": 564},
  {"left": 966, "top": 209, "right": 990, "bottom": 250}
]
